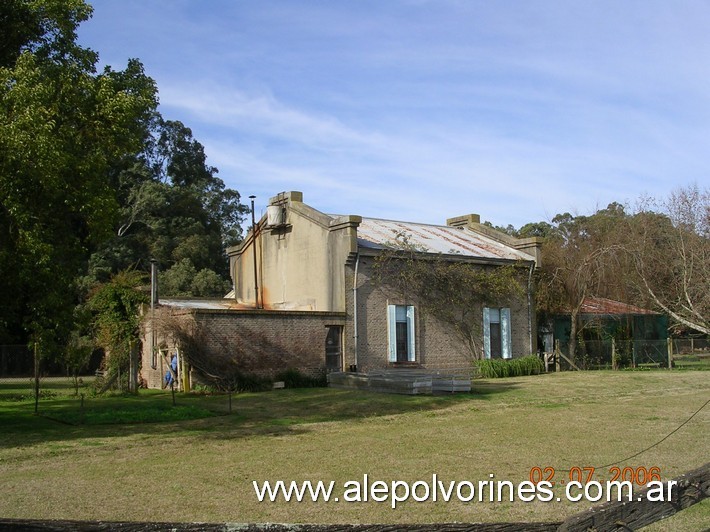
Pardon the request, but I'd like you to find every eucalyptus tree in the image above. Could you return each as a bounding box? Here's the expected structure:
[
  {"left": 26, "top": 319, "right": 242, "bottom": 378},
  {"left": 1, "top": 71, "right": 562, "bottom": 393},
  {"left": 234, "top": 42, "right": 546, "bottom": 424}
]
[{"left": 86, "top": 117, "right": 249, "bottom": 295}]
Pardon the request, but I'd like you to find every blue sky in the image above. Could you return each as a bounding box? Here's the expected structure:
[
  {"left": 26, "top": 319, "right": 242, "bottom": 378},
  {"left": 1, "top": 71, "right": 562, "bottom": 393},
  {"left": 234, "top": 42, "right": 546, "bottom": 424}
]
[{"left": 78, "top": 1, "right": 710, "bottom": 228}]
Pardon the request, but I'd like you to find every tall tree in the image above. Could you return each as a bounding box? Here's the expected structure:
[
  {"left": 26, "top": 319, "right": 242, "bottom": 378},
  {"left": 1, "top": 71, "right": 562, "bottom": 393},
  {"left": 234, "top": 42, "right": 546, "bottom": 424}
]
[
  {"left": 627, "top": 184, "right": 709, "bottom": 334},
  {"left": 86, "top": 117, "right": 248, "bottom": 294},
  {"left": 0, "top": 0, "right": 157, "bottom": 350},
  {"left": 0, "top": 0, "right": 91, "bottom": 68},
  {"left": 535, "top": 205, "right": 628, "bottom": 361}
]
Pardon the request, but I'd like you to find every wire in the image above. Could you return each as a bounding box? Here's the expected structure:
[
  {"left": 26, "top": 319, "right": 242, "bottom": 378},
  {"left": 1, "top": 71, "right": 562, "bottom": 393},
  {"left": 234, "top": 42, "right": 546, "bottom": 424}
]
[{"left": 560, "top": 397, "right": 710, "bottom": 472}]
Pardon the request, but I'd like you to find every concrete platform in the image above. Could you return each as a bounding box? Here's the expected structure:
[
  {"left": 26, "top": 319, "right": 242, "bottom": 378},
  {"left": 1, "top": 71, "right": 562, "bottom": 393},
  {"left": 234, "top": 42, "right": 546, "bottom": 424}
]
[{"left": 327, "top": 369, "right": 472, "bottom": 395}]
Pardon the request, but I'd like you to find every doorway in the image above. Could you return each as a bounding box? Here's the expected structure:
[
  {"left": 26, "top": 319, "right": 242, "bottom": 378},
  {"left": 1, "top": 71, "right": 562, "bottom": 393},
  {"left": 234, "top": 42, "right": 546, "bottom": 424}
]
[{"left": 325, "top": 326, "right": 342, "bottom": 372}]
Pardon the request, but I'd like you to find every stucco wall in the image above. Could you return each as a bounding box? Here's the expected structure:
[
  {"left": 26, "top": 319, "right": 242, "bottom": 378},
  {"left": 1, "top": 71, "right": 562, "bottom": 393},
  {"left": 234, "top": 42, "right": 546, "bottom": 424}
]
[{"left": 228, "top": 192, "right": 359, "bottom": 312}]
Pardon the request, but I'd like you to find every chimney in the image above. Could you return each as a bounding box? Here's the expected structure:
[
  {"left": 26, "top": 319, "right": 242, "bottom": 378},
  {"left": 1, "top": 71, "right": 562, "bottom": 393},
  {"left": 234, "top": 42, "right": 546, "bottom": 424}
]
[{"left": 446, "top": 214, "right": 480, "bottom": 229}]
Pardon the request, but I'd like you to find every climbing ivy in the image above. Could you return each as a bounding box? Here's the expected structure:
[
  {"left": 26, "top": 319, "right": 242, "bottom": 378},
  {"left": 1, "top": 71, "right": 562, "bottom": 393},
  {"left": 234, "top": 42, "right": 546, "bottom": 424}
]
[
  {"left": 372, "top": 232, "right": 526, "bottom": 360},
  {"left": 87, "top": 270, "right": 147, "bottom": 387}
]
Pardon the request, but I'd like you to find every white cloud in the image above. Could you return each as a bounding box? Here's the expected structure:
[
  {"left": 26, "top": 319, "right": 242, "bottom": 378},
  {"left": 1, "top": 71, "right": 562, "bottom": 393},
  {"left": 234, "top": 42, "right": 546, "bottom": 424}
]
[{"left": 81, "top": 0, "right": 710, "bottom": 228}]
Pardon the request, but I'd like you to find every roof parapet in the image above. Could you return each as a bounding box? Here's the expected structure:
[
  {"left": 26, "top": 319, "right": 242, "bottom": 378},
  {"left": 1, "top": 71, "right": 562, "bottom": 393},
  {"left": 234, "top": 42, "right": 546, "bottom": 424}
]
[
  {"left": 269, "top": 191, "right": 303, "bottom": 205},
  {"left": 446, "top": 213, "right": 542, "bottom": 266},
  {"left": 446, "top": 214, "right": 481, "bottom": 228},
  {"left": 329, "top": 215, "right": 362, "bottom": 231}
]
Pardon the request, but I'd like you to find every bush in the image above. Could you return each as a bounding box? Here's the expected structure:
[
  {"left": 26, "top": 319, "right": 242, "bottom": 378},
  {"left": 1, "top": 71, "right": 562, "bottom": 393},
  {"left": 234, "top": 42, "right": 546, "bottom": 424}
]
[
  {"left": 222, "top": 371, "right": 273, "bottom": 393},
  {"left": 193, "top": 368, "right": 327, "bottom": 393},
  {"left": 476, "top": 355, "right": 544, "bottom": 378},
  {"left": 275, "top": 368, "right": 327, "bottom": 389}
]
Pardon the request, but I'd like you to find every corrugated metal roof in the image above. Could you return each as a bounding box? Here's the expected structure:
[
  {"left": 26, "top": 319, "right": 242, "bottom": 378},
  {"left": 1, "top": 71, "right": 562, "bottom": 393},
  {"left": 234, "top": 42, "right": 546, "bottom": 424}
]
[
  {"left": 580, "top": 297, "right": 659, "bottom": 316},
  {"left": 356, "top": 217, "right": 533, "bottom": 262},
  {"left": 159, "top": 298, "right": 251, "bottom": 310}
]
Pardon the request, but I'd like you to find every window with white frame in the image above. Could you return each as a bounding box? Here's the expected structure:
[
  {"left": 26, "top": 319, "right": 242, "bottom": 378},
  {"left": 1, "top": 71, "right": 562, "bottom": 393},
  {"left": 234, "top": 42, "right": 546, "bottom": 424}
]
[
  {"left": 483, "top": 307, "right": 512, "bottom": 359},
  {"left": 387, "top": 304, "right": 416, "bottom": 362}
]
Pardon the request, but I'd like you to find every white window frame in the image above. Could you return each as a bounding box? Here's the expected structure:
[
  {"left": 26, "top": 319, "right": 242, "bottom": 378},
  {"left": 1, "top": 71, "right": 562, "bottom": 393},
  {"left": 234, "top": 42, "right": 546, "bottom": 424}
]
[
  {"left": 387, "top": 304, "right": 416, "bottom": 362},
  {"left": 483, "top": 307, "right": 512, "bottom": 359}
]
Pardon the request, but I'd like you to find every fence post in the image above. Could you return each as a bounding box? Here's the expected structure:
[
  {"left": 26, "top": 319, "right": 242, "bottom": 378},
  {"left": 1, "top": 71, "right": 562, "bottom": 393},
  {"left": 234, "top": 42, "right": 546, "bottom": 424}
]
[
  {"left": 667, "top": 337, "right": 673, "bottom": 369},
  {"left": 33, "top": 342, "right": 40, "bottom": 415},
  {"left": 129, "top": 342, "right": 137, "bottom": 394},
  {"left": 1, "top": 345, "right": 7, "bottom": 377},
  {"left": 554, "top": 340, "right": 561, "bottom": 372},
  {"left": 611, "top": 338, "right": 617, "bottom": 370}
]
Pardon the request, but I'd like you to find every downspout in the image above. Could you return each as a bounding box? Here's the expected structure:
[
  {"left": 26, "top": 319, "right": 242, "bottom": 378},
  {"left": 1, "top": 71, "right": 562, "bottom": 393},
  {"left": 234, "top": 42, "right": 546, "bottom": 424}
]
[
  {"left": 352, "top": 251, "right": 360, "bottom": 371},
  {"left": 527, "top": 260, "right": 535, "bottom": 354},
  {"left": 259, "top": 221, "right": 265, "bottom": 309},
  {"left": 249, "top": 195, "right": 259, "bottom": 309}
]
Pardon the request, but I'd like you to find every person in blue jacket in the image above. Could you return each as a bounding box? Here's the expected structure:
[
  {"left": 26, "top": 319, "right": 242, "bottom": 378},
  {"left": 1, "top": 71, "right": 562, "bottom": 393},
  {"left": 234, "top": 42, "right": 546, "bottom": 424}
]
[{"left": 164, "top": 352, "right": 177, "bottom": 387}]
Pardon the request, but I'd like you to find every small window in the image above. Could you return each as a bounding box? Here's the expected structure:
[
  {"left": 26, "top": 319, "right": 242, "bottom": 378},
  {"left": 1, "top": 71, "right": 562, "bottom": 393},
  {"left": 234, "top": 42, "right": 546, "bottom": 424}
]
[
  {"left": 387, "top": 305, "right": 416, "bottom": 362},
  {"left": 483, "top": 307, "right": 512, "bottom": 359}
]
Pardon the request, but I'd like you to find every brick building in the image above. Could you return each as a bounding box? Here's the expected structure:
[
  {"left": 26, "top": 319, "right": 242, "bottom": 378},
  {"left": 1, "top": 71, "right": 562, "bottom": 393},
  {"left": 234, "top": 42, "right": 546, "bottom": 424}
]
[{"left": 140, "top": 191, "right": 541, "bottom": 389}]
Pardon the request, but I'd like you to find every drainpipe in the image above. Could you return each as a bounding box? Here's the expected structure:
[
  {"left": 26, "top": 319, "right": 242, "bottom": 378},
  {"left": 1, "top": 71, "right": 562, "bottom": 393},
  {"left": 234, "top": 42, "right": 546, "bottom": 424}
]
[
  {"left": 527, "top": 261, "right": 535, "bottom": 354},
  {"left": 352, "top": 251, "right": 360, "bottom": 371},
  {"left": 249, "top": 195, "right": 259, "bottom": 309}
]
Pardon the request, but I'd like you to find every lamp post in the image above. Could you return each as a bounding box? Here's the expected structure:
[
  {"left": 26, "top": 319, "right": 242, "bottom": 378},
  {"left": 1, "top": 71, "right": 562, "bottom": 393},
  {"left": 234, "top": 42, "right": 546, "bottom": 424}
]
[{"left": 249, "top": 195, "right": 259, "bottom": 309}]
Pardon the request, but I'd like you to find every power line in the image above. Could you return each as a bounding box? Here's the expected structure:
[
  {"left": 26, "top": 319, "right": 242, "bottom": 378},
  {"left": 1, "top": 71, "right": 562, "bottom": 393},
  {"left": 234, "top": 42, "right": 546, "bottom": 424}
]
[
  {"left": 597, "top": 396, "right": 710, "bottom": 469},
  {"left": 559, "top": 396, "right": 710, "bottom": 472}
]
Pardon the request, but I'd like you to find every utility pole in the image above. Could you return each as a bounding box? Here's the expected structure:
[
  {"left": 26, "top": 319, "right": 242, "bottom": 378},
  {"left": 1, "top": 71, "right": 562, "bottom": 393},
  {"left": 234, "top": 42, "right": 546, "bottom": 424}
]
[{"left": 150, "top": 258, "right": 158, "bottom": 370}]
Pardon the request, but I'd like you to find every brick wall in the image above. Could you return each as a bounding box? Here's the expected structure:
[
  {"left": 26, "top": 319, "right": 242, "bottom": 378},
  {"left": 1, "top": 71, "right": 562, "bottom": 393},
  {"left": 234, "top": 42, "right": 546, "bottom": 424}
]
[
  {"left": 141, "top": 306, "right": 345, "bottom": 389},
  {"left": 141, "top": 254, "right": 537, "bottom": 387},
  {"left": 344, "top": 257, "right": 536, "bottom": 373}
]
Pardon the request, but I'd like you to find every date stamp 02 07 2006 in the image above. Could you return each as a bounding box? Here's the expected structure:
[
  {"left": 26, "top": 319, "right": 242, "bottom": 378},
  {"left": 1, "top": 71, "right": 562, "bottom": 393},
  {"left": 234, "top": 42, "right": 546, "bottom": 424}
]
[{"left": 528, "top": 466, "right": 663, "bottom": 487}]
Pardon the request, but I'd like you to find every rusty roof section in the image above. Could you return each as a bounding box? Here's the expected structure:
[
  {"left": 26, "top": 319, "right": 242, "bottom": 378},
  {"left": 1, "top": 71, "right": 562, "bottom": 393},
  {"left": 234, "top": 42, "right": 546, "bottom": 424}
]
[
  {"left": 580, "top": 297, "right": 660, "bottom": 316},
  {"left": 159, "top": 298, "right": 255, "bottom": 311},
  {"left": 157, "top": 298, "right": 346, "bottom": 315},
  {"left": 355, "top": 217, "right": 535, "bottom": 262}
]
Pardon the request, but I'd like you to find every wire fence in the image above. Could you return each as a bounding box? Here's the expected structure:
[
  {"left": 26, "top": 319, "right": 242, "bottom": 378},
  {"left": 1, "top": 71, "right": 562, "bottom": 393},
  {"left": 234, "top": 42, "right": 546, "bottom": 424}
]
[
  {"left": 553, "top": 339, "right": 669, "bottom": 370},
  {"left": 2, "top": 335, "right": 708, "bottom": 407},
  {"left": 550, "top": 337, "right": 710, "bottom": 371},
  {"left": 0, "top": 344, "right": 98, "bottom": 407},
  {"left": 672, "top": 337, "right": 710, "bottom": 355},
  {"left": 0, "top": 344, "right": 233, "bottom": 422}
]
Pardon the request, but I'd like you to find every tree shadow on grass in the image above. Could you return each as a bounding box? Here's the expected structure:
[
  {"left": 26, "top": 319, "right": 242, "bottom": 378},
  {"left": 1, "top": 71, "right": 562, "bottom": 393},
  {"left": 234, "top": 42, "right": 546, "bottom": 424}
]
[
  {"left": 469, "top": 380, "right": 523, "bottom": 399},
  {"left": 0, "top": 382, "right": 519, "bottom": 449}
]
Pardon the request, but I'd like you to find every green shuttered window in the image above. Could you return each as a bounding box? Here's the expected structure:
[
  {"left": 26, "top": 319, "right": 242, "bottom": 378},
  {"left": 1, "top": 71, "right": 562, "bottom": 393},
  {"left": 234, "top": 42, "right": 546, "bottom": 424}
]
[
  {"left": 483, "top": 307, "right": 512, "bottom": 359},
  {"left": 387, "top": 304, "right": 416, "bottom": 362}
]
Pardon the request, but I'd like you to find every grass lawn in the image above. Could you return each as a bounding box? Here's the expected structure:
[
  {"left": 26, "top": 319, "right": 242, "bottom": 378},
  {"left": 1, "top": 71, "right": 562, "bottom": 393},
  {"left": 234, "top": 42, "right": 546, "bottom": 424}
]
[{"left": 0, "top": 371, "right": 708, "bottom": 529}]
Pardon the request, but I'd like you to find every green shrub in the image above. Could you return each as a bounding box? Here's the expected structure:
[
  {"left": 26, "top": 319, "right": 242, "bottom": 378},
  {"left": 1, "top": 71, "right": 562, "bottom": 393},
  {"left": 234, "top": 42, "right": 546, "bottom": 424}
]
[
  {"left": 476, "top": 355, "right": 544, "bottom": 378},
  {"left": 224, "top": 372, "right": 273, "bottom": 393},
  {"left": 190, "top": 382, "right": 220, "bottom": 394},
  {"left": 275, "top": 368, "right": 327, "bottom": 389},
  {"left": 195, "top": 368, "right": 327, "bottom": 393}
]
